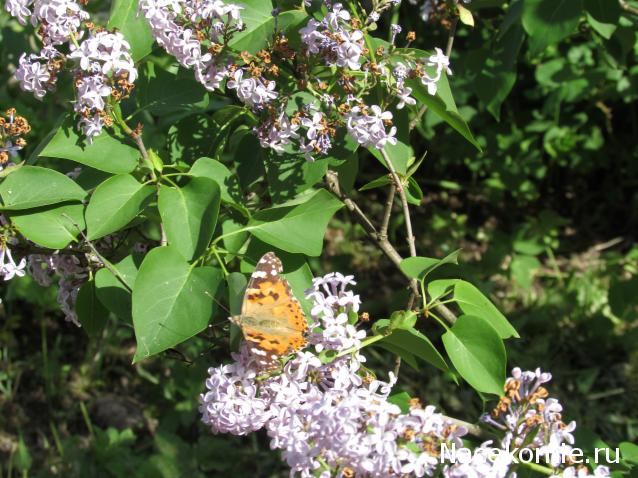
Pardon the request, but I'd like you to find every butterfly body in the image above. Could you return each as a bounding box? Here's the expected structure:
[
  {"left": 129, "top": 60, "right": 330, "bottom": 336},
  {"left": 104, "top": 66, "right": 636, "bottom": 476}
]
[{"left": 231, "top": 252, "right": 308, "bottom": 366}]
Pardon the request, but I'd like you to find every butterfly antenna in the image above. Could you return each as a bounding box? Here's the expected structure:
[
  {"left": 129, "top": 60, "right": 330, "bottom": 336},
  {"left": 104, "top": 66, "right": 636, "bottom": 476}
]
[{"left": 203, "top": 289, "right": 231, "bottom": 314}]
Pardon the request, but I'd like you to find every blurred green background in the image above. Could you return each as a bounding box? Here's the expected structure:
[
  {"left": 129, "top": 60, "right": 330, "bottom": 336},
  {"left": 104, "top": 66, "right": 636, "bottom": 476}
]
[{"left": 1, "top": 0, "right": 637, "bottom": 476}]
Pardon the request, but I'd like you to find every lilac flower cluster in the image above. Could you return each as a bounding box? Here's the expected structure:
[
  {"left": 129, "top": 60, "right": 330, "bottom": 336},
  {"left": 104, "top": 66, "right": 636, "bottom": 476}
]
[
  {"left": 201, "top": 269, "right": 616, "bottom": 477},
  {"left": 139, "top": 1, "right": 449, "bottom": 160},
  {"left": 442, "top": 367, "right": 612, "bottom": 478},
  {"left": 7, "top": 1, "right": 137, "bottom": 140},
  {"left": 200, "top": 272, "right": 467, "bottom": 477},
  {"left": 0, "top": 108, "right": 30, "bottom": 168},
  {"left": 299, "top": 3, "right": 365, "bottom": 71},
  {"left": 28, "top": 253, "right": 87, "bottom": 325}
]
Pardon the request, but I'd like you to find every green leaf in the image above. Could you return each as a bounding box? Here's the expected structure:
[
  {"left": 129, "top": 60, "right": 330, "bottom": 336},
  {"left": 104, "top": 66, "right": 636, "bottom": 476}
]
[
  {"left": 132, "top": 246, "right": 224, "bottom": 362},
  {"left": 584, "top": 0, "right": 620, "bottom": 39},
  {"left": 76, "top": 280, "right": 110, "bottom": 338},
  {"left": 8, "top": 203, "right": 85, "bottom": 249},
  {"left": 522, "top": 0, "right": 584, "bottom": 56},
  {"left": 379, "top": 327, "right": 449, "bottom": 372},
  {"left": 510, "top": 254, "right": 541, "bottom": 289},
  {"left": 107, "top": 0, "right": 154, "bottom": 61},
  {"left": 229, "top": 6, "right": 308, "bottom": 53},
  {"left": 137, "top": 63, "right": 209, "bottom": 117},
  {"left": 620, "top": 442, "right": 638, "bottom": 464},
  {"left": 246, "top": 189, "right": 343, "bottom": 256},
  {"left": 474, "top": 24, "right": 525, "bottom": 121},
  {"left": 16, "top": 435, "right": 32, "bottom": 472},
  {"left": 227, "top": 271, "right": 247, "bottom": 350},
  {"left": 458, "top": 4, "right": 475, "bottom": 26},
  {"left": 377, "top": 342, "right": 420, "bottom": 370},
  {"left": 190, "top": 157, "right": 243, "bottom": 206},
  {"left": 387, "top": 392, "right": 412, "bottom": 413},
  {"left": 86, "top": 174, "right": 155, "bottom": 240},
  {"left": 400, "top": 249, "right": 461, "bottom": 280},
  {"left": 429, "top": 279, "right": 519, "bottom": 339},
  {"left": 95, "top": 255, "right": 140, "bottom": 322},
  {"left": 442, "top": 314, "right": 506, "bottom": 395},
  {"left": 39, "top": 117, "right": 139, "bottom": 174},
  {"left": 0, "top": 166, "right": 86, "bottom": 210},
  {"left": 158, "top": 178, "right": 221, "bottom": 260},
  {"left": 407, "top": 75, "right": 481, "bottom": 151},
  {"left": 265, "top": 154, "right": 329, "bottom": 204}
]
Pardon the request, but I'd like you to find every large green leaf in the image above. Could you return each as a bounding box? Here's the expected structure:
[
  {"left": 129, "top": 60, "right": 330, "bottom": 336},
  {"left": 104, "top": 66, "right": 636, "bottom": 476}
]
[
  {"left": 522, "top": 0, "right": 584, "bottom": 55},
  {"left": 378, "top": 327, "right": 449, "bottom": 372},
  {"left": 429, "top": 279, "right": 519, "bottom": 339},
  {"left": 442, "top": 314, "right": 506, "bottom": 395},
  {"left": 189, "top": 157, "right": 243, "bottom": 206},
  {"left": 76, "top": 280, "right": 110, "bottom": 338},
  {"left": 0, "top": 166, "right": 86, "bottom": 210},
  {"left": 245, "top": 189, "right": 343, "bottom": 256},
  {"left": 107, "top": 0, "right": 154, "bottom": 61},
  {"left": 229, "top": 4, "right": 307, "bottom": 53},
  {"left": 86, "top": 174, "right": 155, "bottom": 240},
  {"left": 38, "top": 117, "right": 139, "bottom": 174},
  {"left": 265, "top": 154, "right": 329, "bottom": 204},
  {"left": 95, "top": 254, "right": 141, "bottom": 322},
  {"left": 137, "top": 63, "right": 209, "bottom": 117},
  {"left": 400, "top": 250, "right": 461, "bottom": 281},
  {"left": 158, "top": 177, "right": 221, "bottom": 260},
  {"left": 407, "top": 74, "right": 481, "bottom": 152},
  {"left": 132, "top": 246, "right": 224, "bottom": 362},
  {"left": 8, "top": 203, "right": 85, "bottom": 249}
]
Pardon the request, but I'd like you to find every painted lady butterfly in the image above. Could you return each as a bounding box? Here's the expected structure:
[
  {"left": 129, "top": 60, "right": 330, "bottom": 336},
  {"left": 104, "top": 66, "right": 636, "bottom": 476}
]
[{"left": 230, "top": 252, "right": 308, "bottom": 366}]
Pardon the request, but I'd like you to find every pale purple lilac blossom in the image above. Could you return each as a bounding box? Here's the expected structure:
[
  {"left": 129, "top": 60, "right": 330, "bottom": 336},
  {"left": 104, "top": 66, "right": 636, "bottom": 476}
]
[{"left": 200, "top": 272, "right": 465, "bottom": 477}]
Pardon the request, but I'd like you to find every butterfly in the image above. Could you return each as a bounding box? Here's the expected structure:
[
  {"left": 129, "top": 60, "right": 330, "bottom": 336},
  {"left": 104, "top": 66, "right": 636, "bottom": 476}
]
[{"left": 230, "top": 252, "right": 308, "bottom": 367}]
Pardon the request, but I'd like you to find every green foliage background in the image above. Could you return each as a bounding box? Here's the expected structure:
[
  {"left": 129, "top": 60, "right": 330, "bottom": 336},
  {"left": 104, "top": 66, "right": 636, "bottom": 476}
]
[{"left": 1, "top": 0, "right": 637, "bottom": 475}]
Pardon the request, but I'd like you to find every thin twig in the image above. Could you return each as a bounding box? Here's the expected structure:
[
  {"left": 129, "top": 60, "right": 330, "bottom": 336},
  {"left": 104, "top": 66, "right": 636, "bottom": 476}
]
[
  {"left": 620, "top": 0, "right": 638, "bottom": 15},
  {"left": 326, "top": 169, "right": 458, "bottom": 325},
  {"left": 379, "top": 149, "right": 417, "bottom": 258},
  {"left": 380, "top": 181, "right": 396, "bottom": 239},
  {"left": 326, "top": 169, "right": 418, "bottom": 297}
]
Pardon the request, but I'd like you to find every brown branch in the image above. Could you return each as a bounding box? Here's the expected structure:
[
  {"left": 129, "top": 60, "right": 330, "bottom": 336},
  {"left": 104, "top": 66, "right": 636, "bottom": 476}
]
[
  {"left": 380, "top": 148, "right": 417, "bottom": 258},
  {"left": 620, "top": 0, "right": 638, "bottom": 15},
  {"left": 379, "top": 181, "right": 396, "bottom": 240}
]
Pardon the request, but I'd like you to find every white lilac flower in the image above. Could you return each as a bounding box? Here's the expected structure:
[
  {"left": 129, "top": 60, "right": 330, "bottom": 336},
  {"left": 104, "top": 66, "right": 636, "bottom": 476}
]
[
  {"left": 32, "top": 0, "right": 89, "bottom": 45},
  {"left": 300, "top": 3, "right": 365, "bottom": 71},
  {"left": 253, "top": 112, "right": 299, "bottom": 153},
  {"left": 0, "top": 244, "right": 26, "bottom": 281},
  {"left": 226, "top": 69, "right": 278, "bottom": 108},
  {"left": 346, "top": 105, "right": 398, "bottom": 150},
  {"left": 4, "top": 0, "right": 32, "bottom": 24},
  {"left": 139, "top": 0, "right": 244, "bottom": 93},
  {"left": 15, "top": 52, "right": 52, "bottom": 99},
  {"left": 69, "top": 31, "right": 137, "bottom": 81},
  {"left": 397, "top": 85, "right": 416, "bottom": 109},
  {"left": 421, "top": 47, "right": 452, "bottom": 95}
]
